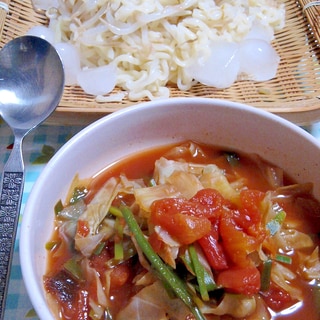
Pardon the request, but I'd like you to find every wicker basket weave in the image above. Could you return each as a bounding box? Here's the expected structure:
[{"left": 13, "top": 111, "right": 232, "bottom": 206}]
[{"left": 1, "top": 0, "right": 320, "bottom": 124}]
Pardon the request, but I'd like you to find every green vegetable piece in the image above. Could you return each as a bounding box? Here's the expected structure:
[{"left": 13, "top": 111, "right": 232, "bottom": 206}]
[
  {"left": 224, "top": 151, "right": 240, "bottom": 167},
  {"left": 189, "top": 245, "right": 210, "bottom": 301},
  {"left": 109, "top": 205, "right": 123, "bottom": 218},
  {"left": 54, "top": 199, "right": 64, "bottom": 215},
  {"left": 260, "top": 259, "right": 272, "bottom": 291},
  {"left": 45, "top": 241, "right": 59, "bottom": 251},
  {"left": 114, "top": 242, "right": 124, "bottom": 261},
  {"left": 275, "top": 254, "right": 292, "bottom": 264},
  {"left": 93, "top": 242, "right": 105, "bottom": 256},
  {"left": 64, "top": 258, "right": 83, "bottom": 281},
  {"left": 120, "top": 206, "right": 206, "bottom": 320},
  {"left": 148, "top": 178, "right": 157, "bottom": 187},
  {"left": 114, "top": 217, "right": 125, "bottom": 260},
  {"left": 69, "top": 186, "right": 88, "bottom": 204}
]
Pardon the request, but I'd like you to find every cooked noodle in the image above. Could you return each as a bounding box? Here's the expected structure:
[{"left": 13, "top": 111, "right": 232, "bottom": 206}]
[{"left": 45, "top": 0, "right": 285, "bottom": 99}]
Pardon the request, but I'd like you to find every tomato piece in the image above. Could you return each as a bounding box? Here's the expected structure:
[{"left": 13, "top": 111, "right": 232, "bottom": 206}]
[
  {"left": 150, "top": 198, "right": 211, "bottom": 244},
  {"left": 110, "top": 263, "right": 131, "bottom": 289},
  {"left": 238, "top": 189, "right": 267, "bottom": 239},
  {"left": 261, "top": 282, "right": 293, "bottom": 311},
  {"left": 190, "top": 188, "right": 232, "bottom": 217},
  {"left": 220, "top": 212, "right": 258, "bottom": 267},
  {"left": 217, "top": 266, "right": 260, "bottom": 295},
  {"left": 198, "top": 222, "right": 228, "bottom": 270}
]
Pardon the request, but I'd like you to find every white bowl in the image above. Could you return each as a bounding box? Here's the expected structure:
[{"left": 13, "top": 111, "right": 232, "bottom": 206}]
[{"left": 20, "top": 97, "right": 320, "bottom": 319}]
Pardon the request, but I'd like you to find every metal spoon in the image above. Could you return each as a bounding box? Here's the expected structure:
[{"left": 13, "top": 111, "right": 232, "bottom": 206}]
[{"left": 0, "top": 35, "right": 64, "bottom": 319}]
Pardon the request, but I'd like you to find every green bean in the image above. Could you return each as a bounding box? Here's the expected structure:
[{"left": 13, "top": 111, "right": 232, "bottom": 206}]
[
  {"left": 120, "top": 206, "right": 206, "bottom": 320},
  {"left": 189, "top": 244, "right": 209, "bottom": 301}
]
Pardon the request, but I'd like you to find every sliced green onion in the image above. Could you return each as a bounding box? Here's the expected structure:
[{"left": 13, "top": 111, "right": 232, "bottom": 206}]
[
  {"left": 109, "top": 205, "right": 123, "bottom": 218},
  {"left": 120, "top": 206, "right": 206, "bottom": 320},
  {"left": 64, "top": 258, "right": 83, "bottom": 281},
  {"left": 275, "top": 254, "right": 292, "bottom": 264},
  {"left": 181, "top": 249, "right": 217, "bottom": 293},
  {"left": 148, "top": 178, "right": 157, "bottom": 187},
  {"left": 45, "top": 241, "right": 60, "bottom": 251},
  {"left": 69, "top": 186, "right": 88, "bottom": 204},
  {"left": 189, "top": 245, "right": 209, "bottom": 301},
  {"left": 114, "top": 217, "right": 124, "bottom": 260},
  {"left": 260, "top": 259, "right": 272, "bottom": 291},
  {"left": 106, "top": 241, "right": 137, "bottom": 267},
  {"left": 54, "top": 199, "right": 64, "bottom": 215},
  {"left": 224, "top": 151, "right": 240, "bottom": 167},
  {"left": 93, "top": 242, "right": 105, "bottom": 256},
  {"left": 114, "top": 242, "right": 124, "bottom": 261}
]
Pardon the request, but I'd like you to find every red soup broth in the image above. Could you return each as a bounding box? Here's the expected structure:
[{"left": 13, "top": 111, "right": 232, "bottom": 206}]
[{"left": 44, "top": 141, "right": 320, "bottom": 320}]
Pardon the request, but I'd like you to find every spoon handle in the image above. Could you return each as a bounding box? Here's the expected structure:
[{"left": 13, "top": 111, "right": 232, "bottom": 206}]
[{"left": 0, "top": 135, "right": 24, "bottom": 320}]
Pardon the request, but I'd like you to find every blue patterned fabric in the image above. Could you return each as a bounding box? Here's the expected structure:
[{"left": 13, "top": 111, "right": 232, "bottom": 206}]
[{"left": 0, "top": 121, "right": 84, "bottom": 319}]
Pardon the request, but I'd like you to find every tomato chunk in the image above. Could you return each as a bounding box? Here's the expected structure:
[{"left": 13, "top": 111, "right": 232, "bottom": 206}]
[
  {"left": 190, "top": 188, "right": 232, "bottom": 218},
  {"left": 150, "top": 197, "right": 211, "bottom": 244},
  {"left": 238, "top": 189, "right": 267, "bottom": 239},
  {"left": 219, "top": 212, "right": 258, "bottom": 267},
  {"left": 110, "top": 263, "right": 131, "bottom": 289},
  {"left": 261, "top": 282, "right": 294, "bottom": 311},
  {"left": 198, "top": 222, "right": 228, "bottom": 270},
  {"left": 217, "top": 266, "right": 260, "bottom": 295}
]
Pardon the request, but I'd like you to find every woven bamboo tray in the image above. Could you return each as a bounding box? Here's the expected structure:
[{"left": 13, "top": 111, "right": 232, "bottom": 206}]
[{"left": 1, "top": 0, "right": 320, "bottom": 125}]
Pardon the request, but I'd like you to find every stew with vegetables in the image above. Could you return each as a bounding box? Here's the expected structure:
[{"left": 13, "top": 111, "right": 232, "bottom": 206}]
[{"left": 44, "top": 141, "right": 320, "bottom": 319}]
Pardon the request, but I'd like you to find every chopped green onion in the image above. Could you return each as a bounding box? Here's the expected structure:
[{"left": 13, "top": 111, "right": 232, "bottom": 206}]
[
  {"left": 148, "top": 178, "right": 157, "bottom": 187},
  {"left": 54, "top": 199, "right": 64, "bottom": 215},
  {"left": 69, "top": 186, "right": 88, "bottom": 204},
  {"left": 189, "top": 245, "right": 210, "bottom": 301},
  {"left": 109, "top": 205, "right": 123, "bottom": 218},
  {"left": 45, "top": 241, "right": 59, "bottom": 251},
  {"left": 266, "top": 210, "right": 286, "bottom": 236},
  {"left": 64, "top": 258, "right": 83, "bottom": 281},
  {"left": 93, "top": 242, "right": 105, "bottom": 256},
  {"left": 260, "top": 259, "right": 272, "bottom": 291},
  {"left": 120, "top": 206, "right": 206, "bottom": 320},
  {"left": 106, "top": 241, "right": 137, "bottom": 267},
  {"left": 114, "top": 242, "right": 124, "bottom": 261},
  {"left": 114, "top": 217, "right": 124, "bottom": 260},
  {"left": 224, "top": 151, "right": 240, "bottom": 167},
  {"left": 181, "top": 250, "right": 217, "bottom": 293},
  {"left": 275, "top": 254, "right": 292, "bottom": 264}
]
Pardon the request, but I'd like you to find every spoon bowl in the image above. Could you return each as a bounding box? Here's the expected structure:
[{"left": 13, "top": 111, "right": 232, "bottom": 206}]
[
  {"left": 0, "top": 36, "right": 64, "bottom": 131},
  {"left": 0, "top": 35, "right": 64, "bottom": 319}
]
